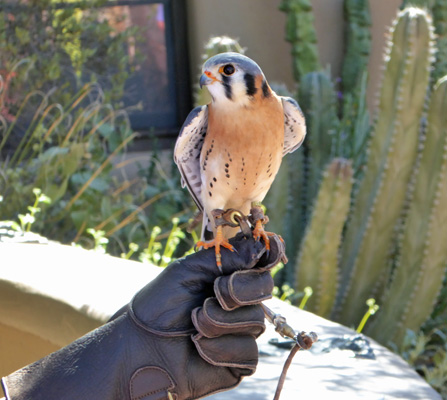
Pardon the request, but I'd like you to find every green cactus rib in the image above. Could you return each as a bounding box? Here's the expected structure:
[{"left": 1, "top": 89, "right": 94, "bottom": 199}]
[
  {"left": 337, "top": 8, "right": 435, "bottom": 325},
  {"left": 342, "top": 0, "right": 372, "bottom": 96},
  {"left": 282, "top": 148, "right": 306, "bottom": 278},
  {"left": 338, "top": 71, "right": 371, "bottom": 177},
  {"left": 296, "top": 158, "right": 353, "bottom": 318},
  {"left": 432, "top": 0, "right": 447, "bottom": 81},
  {"left": 299, "top": 71, "right": 340, "bottom": 211},
  {"left": 367, "top": 76, "right": 447, "bottom": 346},
  {"left": 279, "top": 0, "right": 320, "bottom": 82}
]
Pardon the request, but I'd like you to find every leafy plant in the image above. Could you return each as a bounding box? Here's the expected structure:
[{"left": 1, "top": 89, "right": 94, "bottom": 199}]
[
  {"left": 86, "top": 228, "right": 109, "bottom": 254},
  {"left": 0, "top": 187, "right": 50, "bottom": 241},
  {"left": 0, "top": 65, "right": 192, "bottom": 258},
  {"left": 399, "top": 329, "right": 447, "bottom": 398},
  {"left": 139, "top": 218, "right": 194, "bottom": 267},
  {"left": 356, "top": 299, "right": 379, "bottom": 334},
  {"left": 0, "top": 0, "right": 137, "bottom": 107}
]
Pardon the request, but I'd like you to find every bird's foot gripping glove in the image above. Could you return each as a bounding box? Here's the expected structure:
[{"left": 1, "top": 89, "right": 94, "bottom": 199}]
[
  {"left": 2, "top": 235, "right": 285, "bottom": 400},
  {"left": 249, "top": 202, "right": 284, "bottom": 256}
]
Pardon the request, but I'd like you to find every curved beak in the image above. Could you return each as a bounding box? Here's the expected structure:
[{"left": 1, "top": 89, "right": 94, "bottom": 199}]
[{"left": 199, "top": 71, "right": 216, "bottom": 88}]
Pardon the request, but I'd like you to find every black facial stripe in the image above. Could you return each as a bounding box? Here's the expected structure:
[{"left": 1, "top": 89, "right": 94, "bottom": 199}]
[
  {"left": 262, "top": 79, "right": 270, "bottom": 98},
  {"left": 244, "top": 73, "right": 257, "bottom": 97},
  {"left": 221, "top": 75, "right": 232, "bottom": 100}
]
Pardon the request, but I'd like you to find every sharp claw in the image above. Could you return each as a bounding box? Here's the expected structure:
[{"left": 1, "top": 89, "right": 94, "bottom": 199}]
[{"left": 265, "top": 249, "right": 270, "bottom": 259}]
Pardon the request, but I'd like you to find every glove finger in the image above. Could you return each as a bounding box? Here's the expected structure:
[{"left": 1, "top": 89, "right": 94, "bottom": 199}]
[
  {"left": 192, "top": 298, "right": 265, "bottom": 338},
  {"left": 192, "top": 333, "right": 258, "bottom": 371},
  {"left": 256, "top": 234, "right": 287, "bottom": 271},
  {"left": 215, "top": 269, "right": 274, "bottom": 311},
  {"left": 130, "top": 237, "right": 266, "bottom": 335}
]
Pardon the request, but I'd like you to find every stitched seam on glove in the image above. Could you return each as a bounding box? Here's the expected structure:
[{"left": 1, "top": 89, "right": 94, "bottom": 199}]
[
  {"left": 229, "top": 272, "right": 273, "bottom": 304},
  {"left": 191, "top": 306, "right": 265, "bottom": 338},
  {"left": 130, "top": 366, "right": 176, "bottom": 400},
  {"left": 191, "top": 334, "right": 258, "bottom": 369},
  {"left": 128, "top": 302, "right": 194, "bottom": 337},
  {"left": 204, "top": 298, "right": 264, "bottom": 327},
  {"left": 203, "top": 306, "right": 264, "bottom": 330},
  {"left": 214, "top": 277, "right": 237, "bottom": 311}
]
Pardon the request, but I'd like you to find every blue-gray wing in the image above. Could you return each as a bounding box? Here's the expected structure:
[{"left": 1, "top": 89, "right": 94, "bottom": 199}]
[
  {"left": 174, "top": 105, "right": 208, "bottom": 211},
  {"left": 281, "top": 97, "right": 306, "bottom": 156}
]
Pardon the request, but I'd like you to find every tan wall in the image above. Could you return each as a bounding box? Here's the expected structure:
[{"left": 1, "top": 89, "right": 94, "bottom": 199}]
[
  {"left": 187, "top": 0, "right": 403, "bottom": 112},
  {"left": 0, "top": 279, "right": 103, "bottom": 377},
  {"left": 0, "top": 323, "right": 59, "bottom": 377}
]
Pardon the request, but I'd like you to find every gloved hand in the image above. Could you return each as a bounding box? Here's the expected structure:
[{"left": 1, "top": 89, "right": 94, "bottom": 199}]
[{"left": 2, "top": 234, "right": 285, "bottom": 400}]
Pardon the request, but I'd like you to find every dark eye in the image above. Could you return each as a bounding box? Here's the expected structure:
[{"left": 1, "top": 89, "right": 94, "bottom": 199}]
[{"left": 222, "top": 64, "right": 235, "bottom": 76}]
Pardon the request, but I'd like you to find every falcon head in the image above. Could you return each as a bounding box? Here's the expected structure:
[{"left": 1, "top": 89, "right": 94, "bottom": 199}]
[{"left": 199, "top": 52, "right": 271, "bottom": 107}]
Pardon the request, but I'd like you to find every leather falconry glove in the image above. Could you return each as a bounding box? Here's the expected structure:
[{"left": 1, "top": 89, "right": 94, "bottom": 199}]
[{"left": 2, "top": 234, "right": 285, "bottom": 400}]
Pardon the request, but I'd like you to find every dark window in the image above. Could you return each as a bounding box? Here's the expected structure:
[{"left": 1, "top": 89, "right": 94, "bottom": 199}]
[
  {"left": 1, "top": 0, "right": 191, "bottom": 150},
  {"left": 100, "top": 0, "right": 191, "bottom": 149}
]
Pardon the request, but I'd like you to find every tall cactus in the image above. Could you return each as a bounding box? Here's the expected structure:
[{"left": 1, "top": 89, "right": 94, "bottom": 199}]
[
  {"left": 279, "top": 71, "right": 340, "bottom": 270},
  {"left": 342, "top": 0, "right": 372, "bottom": 96},
  {"left": 367, "top": 76, "right": 447, "bottom": 346},
  {"left": 337, "top": 8, "right": 435, "bottom": 325},
  {"left": 340, "top": 0, "right": 372, "bottom": 178},
  {"left": 299, "top": 71, "right": 340, "bottom": 212},
  {"left": 432, "top": 0, "right": 447, "bottom": 81},
  {"left": 296, "top": 158, "right": 353, "bottom": 317},
  {"left": 279, "top": 0, "right": 320, "bottom": 82}
]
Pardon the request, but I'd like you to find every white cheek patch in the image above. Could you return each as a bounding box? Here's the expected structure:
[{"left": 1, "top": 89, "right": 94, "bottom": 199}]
[
  {"left": 207, "top": 79, "right": 251, "bottom": 108},
  {"left": 207, "top": 82, "right": 226, "bottom": 101}
]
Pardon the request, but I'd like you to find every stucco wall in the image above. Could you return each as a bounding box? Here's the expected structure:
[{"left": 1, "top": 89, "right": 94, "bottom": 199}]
[{"left": 187, "top": 0, "right": 402, "bottom": 111}]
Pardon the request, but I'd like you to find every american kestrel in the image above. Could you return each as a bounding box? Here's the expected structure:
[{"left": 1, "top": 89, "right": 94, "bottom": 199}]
[{"left": 174, "top": 52, "right": 306, "bottom": 269}]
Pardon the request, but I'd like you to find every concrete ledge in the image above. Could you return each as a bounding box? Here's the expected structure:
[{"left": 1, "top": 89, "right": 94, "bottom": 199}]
[
  {"left": 0, "top": 241, "right": 161, "bottom": 376},
  {"left": 210, "top": 297, "right": 441, "bottom": 400},
  {"left": 0, "top": 241, "right": 441, "bottom": 399}
]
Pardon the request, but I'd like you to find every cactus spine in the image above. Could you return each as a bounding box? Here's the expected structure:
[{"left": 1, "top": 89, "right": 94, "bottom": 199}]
[
  {"left": 296, "top": 158, "right": 353, "bottom": 317},
  {"left": 337, "top": 8, "right": 435, "bottom": 325},
  {"left": 367, "top": 76, "right": 447, "bottom": 346},
  {"left": 279, "top": 0, "right": 320, "bottom": 82}
]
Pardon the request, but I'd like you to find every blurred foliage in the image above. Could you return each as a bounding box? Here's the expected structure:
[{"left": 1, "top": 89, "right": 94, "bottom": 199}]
[
  {"left": 0, "top": 1, "right": 195, "bottom": 258},
  {"left": 0, "top": 80, "right": 193, "bottom": 256},
  {"left": 399, "top": 329, "right": 447, "bottom": 398},
  {"left": 0, "top": 0, "right": 142, "bottom": 157},
  {"left": 0, "top": 0, "right": 137, "bottom": 102}
]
